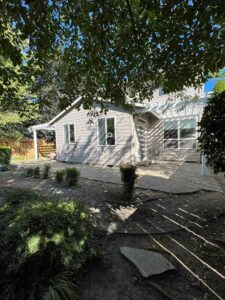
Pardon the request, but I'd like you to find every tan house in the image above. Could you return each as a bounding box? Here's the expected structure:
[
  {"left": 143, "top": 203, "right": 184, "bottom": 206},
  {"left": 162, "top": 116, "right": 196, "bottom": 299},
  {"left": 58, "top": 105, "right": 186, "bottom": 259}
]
[{"left": 33, "top": 86, "right": 208, "bottom": 166}]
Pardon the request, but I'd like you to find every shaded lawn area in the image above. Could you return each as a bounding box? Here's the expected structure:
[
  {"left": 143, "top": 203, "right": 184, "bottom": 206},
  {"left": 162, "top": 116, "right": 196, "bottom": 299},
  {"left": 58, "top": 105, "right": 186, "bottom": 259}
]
[{"left": 0, "top": 187, "right": 99, "bottom": 300}]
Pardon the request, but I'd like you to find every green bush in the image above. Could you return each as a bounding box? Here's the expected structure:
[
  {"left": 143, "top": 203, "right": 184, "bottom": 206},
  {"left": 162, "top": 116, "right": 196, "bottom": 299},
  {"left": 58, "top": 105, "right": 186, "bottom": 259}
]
[
  {"left": 65, "top": 167, "right": 80, "bottom": 186},
  {"left": 56, "top": 169, "right": 65, "bottom": 183},
  {"left": 43, "top": 164, "right": 51, "bottom": 179},
  {"left": 34, "top": 166, "right": 40, "bottom": 178},
  {"left": 0, "top": 147, "right": 12, "bottom": 166},
  {"left": 0, "top": 188, "right": 97, "bottom": 300},
  {"left": 24, "top": 167, "right": 34, "bottom": 177},
  {"left": 120, "top": 164, "right": 138, "bottom": 200},
  {"left": 0, "top": 165, "right": 9, "bottom": 172},
  {"left": 199, "top": 90, "right": 225, "bottom": 174}
]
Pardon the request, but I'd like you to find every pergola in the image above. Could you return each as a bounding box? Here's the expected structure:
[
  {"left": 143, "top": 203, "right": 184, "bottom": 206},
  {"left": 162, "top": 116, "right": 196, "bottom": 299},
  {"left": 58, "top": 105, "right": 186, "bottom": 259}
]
[{"left": 30, "top": 123, "right": 55, "bottom": 160}]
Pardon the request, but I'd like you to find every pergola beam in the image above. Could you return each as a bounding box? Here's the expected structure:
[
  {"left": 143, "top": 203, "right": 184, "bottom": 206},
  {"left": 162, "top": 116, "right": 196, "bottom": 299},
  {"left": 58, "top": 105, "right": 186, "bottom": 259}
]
[{"left": 30, "top": 123, "right": 55, "bottom": 160}]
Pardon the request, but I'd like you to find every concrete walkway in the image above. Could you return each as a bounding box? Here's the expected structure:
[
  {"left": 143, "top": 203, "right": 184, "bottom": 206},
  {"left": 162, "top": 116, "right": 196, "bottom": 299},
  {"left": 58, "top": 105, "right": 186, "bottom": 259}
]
[{"left": 14, "top": 160, "right": 224, "bottom": 194}]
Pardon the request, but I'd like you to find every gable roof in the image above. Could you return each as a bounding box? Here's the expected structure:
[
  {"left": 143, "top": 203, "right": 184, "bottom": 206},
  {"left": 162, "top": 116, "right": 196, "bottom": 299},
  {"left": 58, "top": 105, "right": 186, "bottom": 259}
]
[
  {"left": 48, "top": 96, "right": 147, "bottom": 125},
  {"left": 49, "top": 96, "right": 82, "bottom": 125}
]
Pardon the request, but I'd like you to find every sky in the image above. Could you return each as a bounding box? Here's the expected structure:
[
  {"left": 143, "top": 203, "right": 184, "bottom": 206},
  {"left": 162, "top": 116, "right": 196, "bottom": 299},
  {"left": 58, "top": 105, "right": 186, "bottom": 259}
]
[{"left": 204, "top": 78, "right": 217, "bottom": 93}]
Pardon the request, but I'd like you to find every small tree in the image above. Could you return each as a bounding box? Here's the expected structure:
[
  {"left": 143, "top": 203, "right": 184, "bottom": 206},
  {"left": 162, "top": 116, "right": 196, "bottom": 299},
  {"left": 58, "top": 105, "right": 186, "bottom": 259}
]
[
  {"left": 120, "top": 165, "right": 138, "bottom": 200},
  {"left": 198, "top": 91, "right": 225, "bottom": 174}
]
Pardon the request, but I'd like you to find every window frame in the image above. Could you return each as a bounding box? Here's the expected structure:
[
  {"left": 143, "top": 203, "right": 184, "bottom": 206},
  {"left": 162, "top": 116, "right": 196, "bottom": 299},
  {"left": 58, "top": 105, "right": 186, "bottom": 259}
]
[
  {"left": 163, "top": 117, "right": 197, "bottom": 150},
  {"left": 158, "top": 87, "right": 165, "bottom": 96},
  {"left": 97, "top": 116, "right": 116, "bottom": 147},
  {"left": 63, "top": 123, "right": 76, "bottom": 144}
]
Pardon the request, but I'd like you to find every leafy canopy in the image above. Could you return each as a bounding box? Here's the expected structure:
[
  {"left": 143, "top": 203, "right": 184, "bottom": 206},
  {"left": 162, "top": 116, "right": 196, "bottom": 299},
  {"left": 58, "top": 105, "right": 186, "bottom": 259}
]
[{"left": 1, "top": 1, "right": 225, "bottom": 110}]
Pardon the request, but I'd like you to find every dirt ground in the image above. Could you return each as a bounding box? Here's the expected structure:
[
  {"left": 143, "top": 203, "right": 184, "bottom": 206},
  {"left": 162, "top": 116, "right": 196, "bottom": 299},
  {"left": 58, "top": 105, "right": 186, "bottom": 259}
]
[{"left": 1, "top": 169, "right": 225, "bottom": 300}]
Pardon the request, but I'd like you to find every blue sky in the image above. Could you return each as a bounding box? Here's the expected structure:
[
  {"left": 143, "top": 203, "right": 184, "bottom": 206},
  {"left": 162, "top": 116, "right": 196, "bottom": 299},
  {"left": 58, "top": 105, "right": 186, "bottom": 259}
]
[{"left": 204, "top": 78, "right": 217, "bottom": 93}]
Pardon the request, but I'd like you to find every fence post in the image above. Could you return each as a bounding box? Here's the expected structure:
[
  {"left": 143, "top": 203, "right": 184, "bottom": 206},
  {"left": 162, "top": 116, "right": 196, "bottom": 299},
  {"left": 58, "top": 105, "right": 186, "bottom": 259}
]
[{"left": 33, "top": 129, "right": 38, "bottom": 160}]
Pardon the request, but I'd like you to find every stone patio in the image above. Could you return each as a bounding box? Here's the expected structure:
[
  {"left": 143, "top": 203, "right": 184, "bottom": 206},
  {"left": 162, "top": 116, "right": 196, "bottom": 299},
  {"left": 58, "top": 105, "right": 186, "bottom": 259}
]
[{"left": 14, "top": 160, "right": 224, "bottom": 194}]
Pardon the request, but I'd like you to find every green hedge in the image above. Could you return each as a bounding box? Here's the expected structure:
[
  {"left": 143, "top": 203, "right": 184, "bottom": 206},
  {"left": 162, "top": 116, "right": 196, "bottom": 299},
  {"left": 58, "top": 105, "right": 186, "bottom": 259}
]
[{"left": 0, "top": 147, "right": 12, "bottom": 165}]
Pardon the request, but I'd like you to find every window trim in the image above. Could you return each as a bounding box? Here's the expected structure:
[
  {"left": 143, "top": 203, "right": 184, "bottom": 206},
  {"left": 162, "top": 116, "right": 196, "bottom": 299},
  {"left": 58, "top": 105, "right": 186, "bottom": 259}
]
[
  {"left": 63, "top": 123, "right": 76, "bottom": 144},
  {"left": 97, "top": 116, "right": 116, "bottom": 147},
  {"left": 163, "top": 117, "right": 197, "bottom": 150}
]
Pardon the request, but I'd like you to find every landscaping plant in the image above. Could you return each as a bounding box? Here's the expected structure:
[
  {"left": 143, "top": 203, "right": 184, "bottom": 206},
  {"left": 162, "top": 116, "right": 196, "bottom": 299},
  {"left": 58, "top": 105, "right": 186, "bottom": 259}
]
[
  {"left": 120, "top": 164, "right": 138, "bottom": 200},
  {"left": 55, "top": 169, "right": 65, "bottom": 183},
  {"left": 0, "top": 165, "right": 9, "bottom": 172},
  {"left": 43, "top": 164, "right": 51, "bottom": 179},
  {"left": 65, "top": 167, "right": 80, "bottom": 186},
  {"left": 0, "top": 147, "right": 12, "bottom": 166},
  {"left": 0, "top": 188, "right": 97, "bottom": 300},
  {"left": 34, "top": 166, "right": 40, "bottom": 178},
  {"left": 24, "top": 167, "right": 34, "bottom": 177}
]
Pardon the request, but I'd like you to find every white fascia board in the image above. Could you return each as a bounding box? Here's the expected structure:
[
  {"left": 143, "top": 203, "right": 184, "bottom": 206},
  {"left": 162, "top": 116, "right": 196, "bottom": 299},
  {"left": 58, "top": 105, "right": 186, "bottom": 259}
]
[{"left": 49, "top": 96, "right": 82, "bottom": 125}]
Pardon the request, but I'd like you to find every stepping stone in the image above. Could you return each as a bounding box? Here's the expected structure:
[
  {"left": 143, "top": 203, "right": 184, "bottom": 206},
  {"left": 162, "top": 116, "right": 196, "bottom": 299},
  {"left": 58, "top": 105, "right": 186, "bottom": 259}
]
[{"left": 120, "top": 246, "right": 175, "bottom": 278}]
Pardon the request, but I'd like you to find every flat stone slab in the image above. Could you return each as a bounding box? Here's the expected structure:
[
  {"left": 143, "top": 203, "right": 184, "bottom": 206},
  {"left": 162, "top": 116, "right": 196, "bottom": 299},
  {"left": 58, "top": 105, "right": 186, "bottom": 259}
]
[{"left": 120, "top": 246, "right": 175, "bottom": 277}]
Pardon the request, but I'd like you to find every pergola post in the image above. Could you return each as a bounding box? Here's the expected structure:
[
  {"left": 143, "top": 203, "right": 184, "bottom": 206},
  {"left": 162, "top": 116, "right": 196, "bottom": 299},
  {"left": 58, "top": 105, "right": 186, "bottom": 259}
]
[
  {"left": 201, "top": 154, "right": 208, "bottom": 176},
  {"left": 33, "top": 129, "right": 38, "bottom": 160}
]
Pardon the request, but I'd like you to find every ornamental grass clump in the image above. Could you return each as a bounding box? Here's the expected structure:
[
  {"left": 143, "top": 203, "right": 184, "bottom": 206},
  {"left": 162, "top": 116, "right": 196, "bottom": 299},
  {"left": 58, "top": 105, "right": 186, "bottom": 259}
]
[
  {"left": 65, "top": 167, "right": 80, "bottom": 186},
  {"left": 55, "top": 169, "right": 65, "bottom": 183},
  {"left": 42, "top": 163, "right": 51, "bottom": 179},
  {"left": 34, "top": 166, "right": 40, "bottom": 178},
  {"left": 120, "top": 164, "right": 138, "bottom": 200}
]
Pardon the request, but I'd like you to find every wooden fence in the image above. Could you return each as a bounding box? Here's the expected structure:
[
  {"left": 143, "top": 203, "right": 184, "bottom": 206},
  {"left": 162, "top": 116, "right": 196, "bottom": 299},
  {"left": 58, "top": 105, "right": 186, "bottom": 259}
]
[{"left": 0, "top": 139, "right": 56, "bottom": 160}]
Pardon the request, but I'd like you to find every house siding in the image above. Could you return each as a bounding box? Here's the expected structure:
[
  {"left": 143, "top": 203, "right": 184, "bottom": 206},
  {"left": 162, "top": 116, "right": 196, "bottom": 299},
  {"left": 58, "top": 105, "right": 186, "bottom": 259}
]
[
  {"left": 52, "top": 86, "right": 206, "bottom": 165},
  {"left": 54, "top": 103, "right": 134, "bottom": 166},
  {"left": 143, "top": 86, "right": 205, "bottom": 162}
]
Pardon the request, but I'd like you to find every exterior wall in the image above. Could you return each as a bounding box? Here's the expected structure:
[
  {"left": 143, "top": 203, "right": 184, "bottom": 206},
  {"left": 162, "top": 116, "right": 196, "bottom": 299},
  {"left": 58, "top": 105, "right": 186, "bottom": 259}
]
[
  {"left": 53, "top": 85, "right": 206, "bottom": 165},
  {"left": 143, "top": 86, "right": 204, "bottom": 106},
  {"left": 145, "top": 88, "right": 205, "bottom": 162},
  {"left": 147, "top": 118, "right": 201, "bottom": 162},
  {"left": 54, "top": 103, "right": 134, "bottom": 166}
]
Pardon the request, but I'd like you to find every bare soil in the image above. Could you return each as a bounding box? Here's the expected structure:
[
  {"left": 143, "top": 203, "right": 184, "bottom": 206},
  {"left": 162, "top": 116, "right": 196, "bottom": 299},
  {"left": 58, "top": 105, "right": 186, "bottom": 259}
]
[{"left": 1, "top": 169, "right": 225, "bottom": 300}]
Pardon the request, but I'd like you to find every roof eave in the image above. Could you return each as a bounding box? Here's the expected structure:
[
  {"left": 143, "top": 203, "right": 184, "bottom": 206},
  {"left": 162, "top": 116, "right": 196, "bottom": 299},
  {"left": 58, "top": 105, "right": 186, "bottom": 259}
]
[{"left": 49, "top": 96, "right": 82, "bottom": 125}]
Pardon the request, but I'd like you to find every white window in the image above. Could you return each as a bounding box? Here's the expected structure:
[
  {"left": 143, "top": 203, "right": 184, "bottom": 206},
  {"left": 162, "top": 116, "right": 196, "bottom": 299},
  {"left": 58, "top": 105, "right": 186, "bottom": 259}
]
[
  {"left": 98, "top": 117, "right": 115, "bottom": 146},
  {"left": 64, "top": 124, "right": 75, "bottom": 144},
  {"left": 163, "top": 118, "right": 196, "bottom": 149},
  {"left": 158, "top": 87, "right": 165, "bottom": 96}
]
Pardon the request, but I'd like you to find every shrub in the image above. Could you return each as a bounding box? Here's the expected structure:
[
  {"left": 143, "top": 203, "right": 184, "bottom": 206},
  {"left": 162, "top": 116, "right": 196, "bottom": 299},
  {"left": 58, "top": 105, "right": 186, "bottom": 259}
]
[
  {"left": 0, "top": 188, "right": 97, "bottom": 300},
  {"left": 24, "top": 167, "right": 34, "bottom": 177},
  {"left": 56, "top": 169, "right": 65, "bottom": 183},
  {"left": 120, "top": 164, "right": 138, "bottom": 200},
  {"left": 43, "top": 164, "right": 51, "bottom": 179},
  {"left": 65, "top": 167, "right": 80, "bottom": 186},
  {"left": 198, "top": 90, "right": 225, "bottom": 174},
  {"left": 0, "top": 165, "right": 9, "bottom": 172},
  {"left": 0, "top": 147, "right": 12, "bottom": 166},
  {"left": 33, "top": 166, "right": 40, "bottom": 178}
]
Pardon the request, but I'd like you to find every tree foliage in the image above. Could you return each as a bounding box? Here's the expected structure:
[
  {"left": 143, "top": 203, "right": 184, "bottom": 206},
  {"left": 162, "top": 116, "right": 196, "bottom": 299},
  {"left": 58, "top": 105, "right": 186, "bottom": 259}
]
[
  {"left": 198, "top": 91, "right": 225, "bottom": 174},
  {"left": 1, "top": 1, "right": 225, "bottom": 110},
  {"left": 213, "top": 79, "right": 225, "bottom": 95}
]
